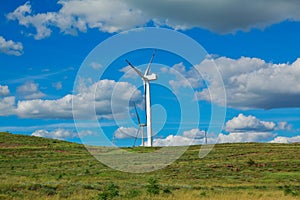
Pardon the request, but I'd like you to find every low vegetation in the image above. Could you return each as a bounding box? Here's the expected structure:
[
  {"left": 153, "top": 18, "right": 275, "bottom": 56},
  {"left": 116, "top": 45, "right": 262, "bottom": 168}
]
[{"left": 0, "top": 132, "right": 299, "bottom": 199}]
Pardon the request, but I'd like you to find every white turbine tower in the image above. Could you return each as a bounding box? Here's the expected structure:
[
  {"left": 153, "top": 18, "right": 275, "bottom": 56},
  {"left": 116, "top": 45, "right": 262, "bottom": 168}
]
[{"left": 126, "top": 51, "right": 157, "bottom": 147}]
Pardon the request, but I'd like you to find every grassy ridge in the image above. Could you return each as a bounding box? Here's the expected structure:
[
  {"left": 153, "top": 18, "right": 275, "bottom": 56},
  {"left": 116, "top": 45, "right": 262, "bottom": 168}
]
[{"left": 0, "top": 132, "right": 299, "bottom": 199}]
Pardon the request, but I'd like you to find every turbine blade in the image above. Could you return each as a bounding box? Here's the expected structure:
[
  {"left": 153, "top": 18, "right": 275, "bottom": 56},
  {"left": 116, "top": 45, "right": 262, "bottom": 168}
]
[
  {"left": 133, "top": 102, "right": 141, "bottom": 125},
  {"left": 144, "top": 50, "right": 156, "bottom": 76},
  {"left": 133, "top": 127, "right": 140, "bottom": 147},
  {"left": 125, "top": 59, "right": 145, "bottom": 78}
]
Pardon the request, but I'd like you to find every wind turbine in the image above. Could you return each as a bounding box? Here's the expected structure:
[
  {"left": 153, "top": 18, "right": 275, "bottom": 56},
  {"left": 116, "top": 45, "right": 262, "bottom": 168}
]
[
  {"left": 126, "top": 51, "right": 157, "bottom": 147},
  {"left": 133, "top": 103, "right": 146, "bottom": 147}
]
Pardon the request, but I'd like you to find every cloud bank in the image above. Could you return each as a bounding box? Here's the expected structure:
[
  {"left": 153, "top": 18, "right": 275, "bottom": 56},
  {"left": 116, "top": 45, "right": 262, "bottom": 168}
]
[
  {"left": 195, "top": 57, "right": 300, "bottom": 109},
  {"left": 153, "top": 114, "right": 296, "bottom": 146},
  {"left": 7, "top": 1, "right": 300, "bottom": 39},
  {"left": 32, "top": 128, "right": 93, "bottom": 140},
  {"left": 0, "top": 80, "right": 141, "bottom": 119}
]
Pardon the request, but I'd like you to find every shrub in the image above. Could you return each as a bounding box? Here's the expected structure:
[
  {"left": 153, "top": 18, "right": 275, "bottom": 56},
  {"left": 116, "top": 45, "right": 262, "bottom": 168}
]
[
  {"left": 146, "top": 177, "right": 160, "bottom": 195},
  {"left": 246, "top": 158, "right": 256, "bottom": 166},
  {"left": 200, "top": 191, "right": 207, "bottom": 196},
  {"left": 163, "top": 188, "right": 172, "bottom": 194},
  {"left": 97, "top": 183, "right": 119, "bottom": 200},
  {"left": 283, "top": 185, "right": 297, "bottom": 196}
]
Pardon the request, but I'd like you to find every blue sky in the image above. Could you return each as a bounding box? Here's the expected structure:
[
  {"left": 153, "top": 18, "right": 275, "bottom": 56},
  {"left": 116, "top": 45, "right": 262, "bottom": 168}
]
[{"left": 1, "top": 0, "right": 300, "bottom": 146}]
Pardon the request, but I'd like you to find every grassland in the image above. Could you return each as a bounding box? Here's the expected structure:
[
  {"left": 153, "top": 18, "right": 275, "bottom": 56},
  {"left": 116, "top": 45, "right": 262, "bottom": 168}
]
[{"left": 0, "top": 132, "right": 299, "bottom": 199}]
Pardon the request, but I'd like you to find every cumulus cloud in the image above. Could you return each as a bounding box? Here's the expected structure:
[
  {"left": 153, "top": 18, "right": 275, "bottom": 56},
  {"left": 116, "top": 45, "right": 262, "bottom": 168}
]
[
  {"left": 153, "top": 120, "right": 298, "bottom": 145},
  {"left": 196, "top": 57, "right": 300, "bottom": 109},
  {"left": 114, "top": 127, "right": 138, "bottom": 139},
  {"left": 7, "top": 1, "right": 147, "bottom": 39},
  {"left": 15, "top": 79, "right": 140, "bottom": 119},
  {"left": 0, "top": 96, "right": 16, "bottom": 116},
  {"left": 182, "top": 128, "right": 205, "bottom": 139},
  {"left": 153, "top": 114, "right": 296, "bottom": 146},
  {"left": 269, "top": 136, "right": 300, "bottom": 143},
  {"left": 153, "top": 128, "right": 209, "bottom": 146},
  {"left": 225, "top": 113, "right": 276, "bottom": 132},
  {"left": 7, "top": 1, "right": 300, "bottom": 38},
  {"left": 31, "top": 128, "right": 93, "bottom": 140},
  {"left": 276, "top": 122, "right": 292, "bottom": 131},
  {"left": 154, "top": 135, "right": 198, "bottom": 146},
  {"left": 161, "top": 63, "right": 204, "bottom": 90},
  {"left": 219, "top": 114, "right": 294, "bottom": 143},
  {"left": 218, "top": 132, "right": 275, "bottom": 143},
  {"left": 0, "top": 85, "right": 10, "bottom": 97},
  {"left": 0, "top": 85, "right": 15, "bottom": 116},
  {"left": 0, "top": 79, "right": 140, "bottom": 120},
  {"left": 17, "top": 81, "right": 45, "bottom": 100},
  {"left": 0, "top": 36, "right": 23, "bottom": 56},
  {"left": 119, "top": 66, "right": 140, "bottom": 79}
]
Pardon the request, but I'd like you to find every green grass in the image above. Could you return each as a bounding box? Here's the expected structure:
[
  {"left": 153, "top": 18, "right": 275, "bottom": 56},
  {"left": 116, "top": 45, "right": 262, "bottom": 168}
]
[{"left": 0, "top": 132, "right": 300, "bottom": 199}]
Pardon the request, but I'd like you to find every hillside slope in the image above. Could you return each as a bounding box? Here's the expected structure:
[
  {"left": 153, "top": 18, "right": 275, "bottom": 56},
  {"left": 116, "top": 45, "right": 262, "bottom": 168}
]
[{"left": 0, "top": 132, "right": 299, "bottom": 199}]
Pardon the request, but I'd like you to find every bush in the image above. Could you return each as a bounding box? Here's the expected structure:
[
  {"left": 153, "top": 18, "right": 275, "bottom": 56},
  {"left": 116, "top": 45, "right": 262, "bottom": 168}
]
[
  {"left": 97, "top": 183, "right": 119, "bottom": 200},
  {"left": 200, "top": 191, "right": 207, "bottom": 196},
  {"left": 283, "top": 185, "right": 298, "bottom": 196},
  {"left": 246, "top": 158, "right": 256, "bottom": 166},
  {"left": 146, "top": 177, "right": 160, "bottom": 195},
  {"left": 163, "top": 188, "right": 172, "bottom": 194}
]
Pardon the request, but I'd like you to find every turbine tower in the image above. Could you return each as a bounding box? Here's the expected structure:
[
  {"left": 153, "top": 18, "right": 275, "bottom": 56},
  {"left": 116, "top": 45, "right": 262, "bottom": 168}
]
[
  {"left": 126, "top": 51, "right": 157, "bottom": 147},
  {"left": 133, "top": 103, "right": 146, "bottom": 147}
]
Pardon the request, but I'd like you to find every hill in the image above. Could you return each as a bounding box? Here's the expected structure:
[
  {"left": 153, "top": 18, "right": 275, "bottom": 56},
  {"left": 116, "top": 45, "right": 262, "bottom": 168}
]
[{"left": 0, "top": 132, "right": 299, "bottom": 199}]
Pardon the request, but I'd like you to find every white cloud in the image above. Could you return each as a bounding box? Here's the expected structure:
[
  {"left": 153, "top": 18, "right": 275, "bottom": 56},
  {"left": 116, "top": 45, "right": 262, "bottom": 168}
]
[
  {"left": 52, "top": 82, "right": 62, "bottom": 90},
  {"left": 218, "top": 132, "right": 276, "bottom": 143},
  {"left": 269, "top": 136, "right": 300, "bottom": 143},
  {"left": 0, "top": 36, "right": 23, "bottom": 56},
  {"left": 0, "top": 84, "right": 15, "bottom": 116},
  {"left": 182, "top": 128, "right": 205, "bottom": 139},
  {"left": 0, "top": 96, "right": 16, "bottom": 116},
  {"left": 153, "top": 131, "right": 277, "bottom": 146},
  {"left": 15, "top": 79, "right": 141, "bottom": 119},
  {"left": 130, "top": 0, "right": 300, "bottom": 33},
  {"left": 276, "top": 122, "right": 292, "bottom": 131},
  {"left": 196, "top": 57, "right": 300, "bottom": 109},
  {"left": 90, "top": 62, "right": 102, "bottom": 70},
  {"left": 17, "top": 81, "right": 45, "bottom": 100},
  {"left": 119, "top": 66, "right": 140, "bottom": 79},
  {"left": 7, "top": 1, "right": 147, "bottom": 39},
  {"left": 0, "top": 85, "right": 10, "bottom": 97},
  {"left": 153, "top": 128, "right": 210, "bottom": 146},
  {"left": 31, "top": 128, "right": 93, "bottom": 140},
  {"left": 7, "top": 1, "right": 300, "bottom": 38},
  {"left": 225, "top": 113, "right": 276, "bottom": 133},
  {"left": 114, "top": 127, "right": 138, "bottom": 139},
  {"left": 0, "top": 79, "right": 140, "bottom": 120},
  {"left": 154, "top": 135, "right": 197, "bottom": 146},
  {"left": 161, "top": 63, "right": 203, "bottom": 90}
]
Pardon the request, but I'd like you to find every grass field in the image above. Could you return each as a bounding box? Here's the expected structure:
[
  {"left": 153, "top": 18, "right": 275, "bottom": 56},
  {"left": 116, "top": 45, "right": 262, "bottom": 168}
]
[{"left": 0, "top": 132, "right": 299, "bottom": 199}]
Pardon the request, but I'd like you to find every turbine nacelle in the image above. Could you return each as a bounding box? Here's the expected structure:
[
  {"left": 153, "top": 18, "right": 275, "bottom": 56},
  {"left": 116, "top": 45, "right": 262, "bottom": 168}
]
[{"left": 144, "top": 73, "right": 158, "bottom": 81}]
